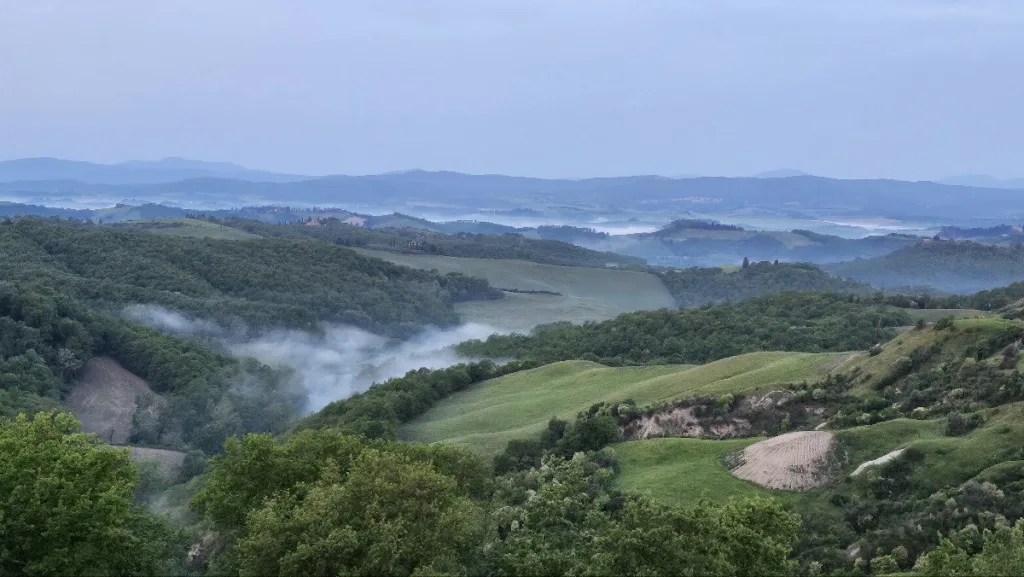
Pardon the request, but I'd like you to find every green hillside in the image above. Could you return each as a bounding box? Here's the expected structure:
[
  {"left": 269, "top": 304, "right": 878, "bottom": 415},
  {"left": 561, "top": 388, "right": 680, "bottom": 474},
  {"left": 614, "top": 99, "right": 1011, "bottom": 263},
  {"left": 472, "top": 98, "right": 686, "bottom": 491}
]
[
  {"left": 658, "top": 261, "right": 870, "bottom": 308},
  {"left": 827, "top": 239, "right": 1024, "bottom": 293},
  {"left": 613, "top": 437, "right": 766, "bottom": 504},
  {"left": 401, "top": 351, "right": 846, "bottom": 455},
  {"left": 0, "top": 217, "right": 501, "bottom": 337},
  {"left": 113, "top": 218, "right": 262, "bottom": 240},
  {"left": 354, "top": 249, "right": 677, "bottom": 331}
]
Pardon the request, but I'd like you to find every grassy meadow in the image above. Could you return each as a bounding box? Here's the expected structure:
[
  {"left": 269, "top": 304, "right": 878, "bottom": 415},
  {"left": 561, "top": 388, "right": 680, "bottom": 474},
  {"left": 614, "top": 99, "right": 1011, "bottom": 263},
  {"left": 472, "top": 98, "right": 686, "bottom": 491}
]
[
  {"left": 401, "top": 351, "right": 848, "bottom": 455},
  {"left": 353, "top": 249, "right": 676, "bottom": 331}
]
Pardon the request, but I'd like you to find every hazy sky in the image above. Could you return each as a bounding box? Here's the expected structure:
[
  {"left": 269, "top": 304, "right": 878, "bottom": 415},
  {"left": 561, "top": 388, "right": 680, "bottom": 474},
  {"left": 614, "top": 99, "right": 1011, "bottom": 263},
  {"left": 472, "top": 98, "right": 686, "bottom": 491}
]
[{"left": 1, "top": 0, "right": 1021, "bottom": 179}]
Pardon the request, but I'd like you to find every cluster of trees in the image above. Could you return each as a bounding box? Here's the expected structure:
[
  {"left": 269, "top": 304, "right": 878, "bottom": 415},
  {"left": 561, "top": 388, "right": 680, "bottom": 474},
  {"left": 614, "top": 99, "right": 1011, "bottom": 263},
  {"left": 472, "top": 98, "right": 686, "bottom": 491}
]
[
  {"left": 212, "top": 216, "right": 647, "bottom": 269},
  {"left": 188, "top": 427, "right": 800, "bottom": 576},
  {"left": 880, "top": 281, "right": 1024, "bottom": 313},
  {"left": 0, "top": 412, "right": 186, "bottom": 575},
  {"left": 652, "top": 219, "right": 745, "bottom": 236},
  {"left": 827, "top": 239, "right": 1024, "bottom": 293},
  {"left": 534, "top": 224, "right": 610, "bottom": 242},
  {"left": 1, "top": 217, "right": 502, "bottom": 337},
  {"left": 457, "top": 292, "right": 910, "bottom": 365},
  {"left": 658, "top": 261, "right": 871, "bottom": 308}
]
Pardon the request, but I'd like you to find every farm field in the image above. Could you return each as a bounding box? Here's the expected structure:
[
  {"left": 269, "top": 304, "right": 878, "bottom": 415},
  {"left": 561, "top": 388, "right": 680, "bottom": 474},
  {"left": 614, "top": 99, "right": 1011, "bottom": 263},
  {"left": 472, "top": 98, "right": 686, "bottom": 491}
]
[
  {"left": 354, "top": 249, "right": 676, "bottom": 331},
  {"left": 401, "top": 351, "right": 848, "bottom": 455}
]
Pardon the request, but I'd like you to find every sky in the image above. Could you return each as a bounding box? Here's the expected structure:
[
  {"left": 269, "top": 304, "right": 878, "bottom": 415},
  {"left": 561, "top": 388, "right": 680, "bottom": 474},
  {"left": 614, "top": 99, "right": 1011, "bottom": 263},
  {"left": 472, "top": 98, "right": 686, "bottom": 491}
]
[{"left": 1, "top": 0, "right": 1022, "bottom": 179}]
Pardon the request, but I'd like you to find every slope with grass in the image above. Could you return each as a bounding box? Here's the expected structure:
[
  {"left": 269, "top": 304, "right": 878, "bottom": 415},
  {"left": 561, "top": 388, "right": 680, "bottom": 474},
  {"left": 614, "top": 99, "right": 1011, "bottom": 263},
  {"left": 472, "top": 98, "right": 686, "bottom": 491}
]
[
  {"left": 844, "top": 316, "right": 1020, "bottom": 396},
  {"left": 354, "top": 249, "right": 676, "bottom": 331},
  {"left": 401, "top": 351, "right": 847, "bottom": 455},
  {"left": 114, "top": 218, "right": 263, "bottom": 240},
  {"left": 613, "top": 437, "right": 766, "bottom": 505}
]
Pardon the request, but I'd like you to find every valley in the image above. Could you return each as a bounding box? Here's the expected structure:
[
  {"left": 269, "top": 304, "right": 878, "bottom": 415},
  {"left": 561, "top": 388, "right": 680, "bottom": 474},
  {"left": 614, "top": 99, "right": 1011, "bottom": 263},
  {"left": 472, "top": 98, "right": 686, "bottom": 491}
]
[{"left": 7, "top": 177, "right": 1024, "bottom": 576}]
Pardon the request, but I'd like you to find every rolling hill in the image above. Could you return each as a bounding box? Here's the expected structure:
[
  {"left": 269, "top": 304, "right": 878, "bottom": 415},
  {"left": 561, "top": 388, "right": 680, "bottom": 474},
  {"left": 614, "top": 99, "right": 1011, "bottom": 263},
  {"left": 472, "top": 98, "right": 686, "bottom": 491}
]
[
  {"left": 827, "top": 239, "right": 1024, "bottom": 293},
  {"left": 400, "top": 352, "right": 849, "bottom": 455},
  {"left": 353, "top": 249, "right": 676, "bottom": 331}
]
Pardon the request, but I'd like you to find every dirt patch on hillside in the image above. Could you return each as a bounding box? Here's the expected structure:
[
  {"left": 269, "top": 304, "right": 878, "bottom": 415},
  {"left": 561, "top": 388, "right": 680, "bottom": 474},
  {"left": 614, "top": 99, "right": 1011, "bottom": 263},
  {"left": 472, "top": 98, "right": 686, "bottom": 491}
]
[
  {"left": 68, "top": 357, "right": 152, "bottom": 444},
  {"left": 126, "top": 446, "right": 187, "bottom": 479},
  {"left": 851, "top": 448, "right": 905, "bottom": 477},
  {"left": 730, "top": 431, "right": 836, "bottom": 491},
  {"left": 623, "top": 407, "right": 751, "bottom": 440}
]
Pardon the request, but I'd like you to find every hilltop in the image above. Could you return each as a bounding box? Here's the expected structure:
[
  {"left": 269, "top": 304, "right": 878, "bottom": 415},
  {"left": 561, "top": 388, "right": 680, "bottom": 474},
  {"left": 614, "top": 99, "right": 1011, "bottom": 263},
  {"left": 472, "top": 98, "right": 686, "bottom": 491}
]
[{"left": 827, "top": 239, "right": 1024, "bottom": 293}]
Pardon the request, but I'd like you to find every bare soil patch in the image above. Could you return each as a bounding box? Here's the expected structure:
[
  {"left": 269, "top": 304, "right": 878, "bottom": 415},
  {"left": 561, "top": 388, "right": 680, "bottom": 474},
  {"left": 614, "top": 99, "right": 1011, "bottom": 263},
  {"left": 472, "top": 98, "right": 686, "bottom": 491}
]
[
  {"left": 68, "top": 357, "right": 153, "bottom": 444},
  {"left": 851, "top": 448, "right": 906, "bottom": 477},
  {"left": 623, "top": 407, "right": 750, "bottom": 440},
  {"left": 730, "top": 431, "right": 836, "bottom": 491}
]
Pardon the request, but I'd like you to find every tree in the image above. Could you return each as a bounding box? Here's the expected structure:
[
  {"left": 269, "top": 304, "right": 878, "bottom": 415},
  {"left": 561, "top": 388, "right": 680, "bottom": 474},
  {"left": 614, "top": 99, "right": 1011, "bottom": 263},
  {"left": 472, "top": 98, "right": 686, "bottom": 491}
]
[
  {"left": 742, "top": 256, "right": 751, "bottom": 268},
  {"left": 0, "top": 412, "right": 183, "bottom": 576},
  {"left": 486, "top": 454, "right": 799, "bottom": 576},
  {"left": 231, "top": 450, "right": 486, "bottom": 576}
]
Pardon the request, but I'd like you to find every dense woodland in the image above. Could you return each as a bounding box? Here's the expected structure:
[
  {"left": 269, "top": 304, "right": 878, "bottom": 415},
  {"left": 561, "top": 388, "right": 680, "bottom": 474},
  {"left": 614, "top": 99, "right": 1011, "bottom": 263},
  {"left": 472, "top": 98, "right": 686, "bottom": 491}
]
[
  {"left": 0, "top": 282, "right": 303, "bottom": 454},
  {"left": 827, "top": 239, "right": 1024, "bottom": 293},
  {"left": 207, "top": 216, "right": 648, "bottom": 269},
  {"left": 457, "top": 292, "right": 910, "bottom": 365},
  {"left": 658, "top": 261, "right": 871, "bottom": 307},
  {"left": 1, "top": 217, "right": 501, "bottom": 337}
]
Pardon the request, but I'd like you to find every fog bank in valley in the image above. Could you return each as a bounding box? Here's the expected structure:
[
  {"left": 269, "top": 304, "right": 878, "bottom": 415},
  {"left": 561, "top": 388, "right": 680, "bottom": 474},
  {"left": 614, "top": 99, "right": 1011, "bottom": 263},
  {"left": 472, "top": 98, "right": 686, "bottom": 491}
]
[
  {"left": 122, "top": 305, "right": 502, "bottom": 412},
  {"left": 229, "top": 322, "right": 502, "bottom": 411}
]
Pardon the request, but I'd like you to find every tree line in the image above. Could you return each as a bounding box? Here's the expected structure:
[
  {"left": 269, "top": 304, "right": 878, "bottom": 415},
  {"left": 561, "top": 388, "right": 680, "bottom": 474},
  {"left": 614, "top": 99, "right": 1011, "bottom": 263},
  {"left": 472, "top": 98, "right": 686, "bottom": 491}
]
[{"left": 457, "top": 292, "right": 911, "bottom": 366}]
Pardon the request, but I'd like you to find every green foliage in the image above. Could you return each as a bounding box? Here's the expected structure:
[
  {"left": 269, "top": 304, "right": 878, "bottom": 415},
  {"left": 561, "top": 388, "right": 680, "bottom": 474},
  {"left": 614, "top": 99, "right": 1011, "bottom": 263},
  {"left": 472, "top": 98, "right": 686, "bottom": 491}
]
[
  {"left": 828, "top": 239, "right": 1024, "bottom": 293},
  {"left": 658, "top": 261, "right": 871, "bottom": 308},
  {"left": 216, "top": 216, "right": 648, "bottom": 269},
  {"left": 0, "top": 217, "right": 503, "bottom": 337},
  {"left": 458, "top": 292, "right": 909, "bottom": 365},
  {"left": 193, "top": 429, "right": 491, "bottom": 575},
  {"left": 0, "top": 412, "right": 185, "bottom": 575},
  {"left": 918, "top": 519, "right": 1024, "bottom": 576},
  {"left": 485, "top": 454, "right": 800, "bottom": 576},
  {"left": 0, "top": 280, "right": 302, "bottom": 452},
  {"left": 232, "top": 450, "right": 486, "bottom": 577}
]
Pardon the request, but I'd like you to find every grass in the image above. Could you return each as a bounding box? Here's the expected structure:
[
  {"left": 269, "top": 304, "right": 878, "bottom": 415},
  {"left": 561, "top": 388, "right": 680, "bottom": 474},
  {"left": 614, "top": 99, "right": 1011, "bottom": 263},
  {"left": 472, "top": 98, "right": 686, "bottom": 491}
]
[
  {"left": 124, "top": 219, "right": 263, "bottom": 240},
  {"left": 353, "top": 249, "right": 676, "bottom": 332},
  {"left": 845, "top": 317, "right": 1019, "bottom": 396},
  {"left": 833, "top": 402, "right": 1024, "bottom": 493},
  {"left": 612, "top": 437, "right": 768, "bottom": 505},
  {"left": 401, "top": 351, "right": 848, "bottom": 455},
  {"left": 899, "top": 308, "right": 993, "bottom": 322},
  {"left": 836, "top": 418, "right": 943, "bottom": 469}
]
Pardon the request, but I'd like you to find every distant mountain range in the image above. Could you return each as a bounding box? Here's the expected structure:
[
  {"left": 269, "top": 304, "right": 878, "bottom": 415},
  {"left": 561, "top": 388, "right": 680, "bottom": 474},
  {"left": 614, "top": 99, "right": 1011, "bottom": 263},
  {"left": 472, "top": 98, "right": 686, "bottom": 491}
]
[
  {"left": 2, "top": 159, "right": 1024, "bottom": 222},
  {"left": 0, "top": 157, "right": 309, "bottom": 184},
  {"left": 938, "top": 174, "right": 1024, "bottom": 189}
]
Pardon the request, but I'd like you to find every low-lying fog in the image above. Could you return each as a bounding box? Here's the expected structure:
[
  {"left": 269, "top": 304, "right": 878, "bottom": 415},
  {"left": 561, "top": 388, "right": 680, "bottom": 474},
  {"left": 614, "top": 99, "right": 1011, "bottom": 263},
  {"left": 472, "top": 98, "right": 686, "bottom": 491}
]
[{"left": 123, "top": 305, "right": 502, "bottom": 412}]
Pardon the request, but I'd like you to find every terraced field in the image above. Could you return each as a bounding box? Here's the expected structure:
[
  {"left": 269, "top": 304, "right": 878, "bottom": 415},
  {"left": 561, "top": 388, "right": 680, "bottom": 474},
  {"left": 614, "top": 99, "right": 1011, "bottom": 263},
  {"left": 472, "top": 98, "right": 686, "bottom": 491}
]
[
  {"left": 401, "top": 351, "right": 848, "bottom": 455},
  {"left": 353, "top": 249, "right": 676, "bottom": 332}
]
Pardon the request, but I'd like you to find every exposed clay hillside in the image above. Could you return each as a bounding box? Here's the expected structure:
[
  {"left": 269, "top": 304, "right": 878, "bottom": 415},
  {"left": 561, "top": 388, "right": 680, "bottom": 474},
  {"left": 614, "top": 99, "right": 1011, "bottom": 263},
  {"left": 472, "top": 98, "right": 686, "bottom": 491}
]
[
  {"left": 730, "top": 431, "right": 836, "bottom": 491},
  {"left": 68, "top": 357, "right": 152, "bottom": 444}
]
